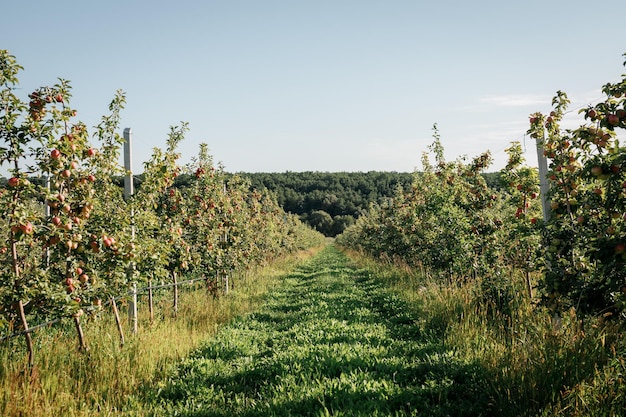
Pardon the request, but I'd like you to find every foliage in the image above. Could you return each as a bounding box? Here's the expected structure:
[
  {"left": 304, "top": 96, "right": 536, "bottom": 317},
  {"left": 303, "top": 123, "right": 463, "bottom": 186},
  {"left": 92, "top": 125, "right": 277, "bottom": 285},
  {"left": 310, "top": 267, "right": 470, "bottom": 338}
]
[
  {"left": 337, "top": 125, "right": 529, "bottom": 315},
  {"left": 339, "top": 53, "right": 626, "bottom": 319},
  {"left": 242, "top": 171, "right": 414, "bottom": 236},
  {"left": 527, "top": 70, "right": 626, "bottom": 316},
  {"left": 0, "top": 247, "right": 322, "bottom": 416},
  {"left": 0, "top": 50, "right": 324, "bottom": 345}
]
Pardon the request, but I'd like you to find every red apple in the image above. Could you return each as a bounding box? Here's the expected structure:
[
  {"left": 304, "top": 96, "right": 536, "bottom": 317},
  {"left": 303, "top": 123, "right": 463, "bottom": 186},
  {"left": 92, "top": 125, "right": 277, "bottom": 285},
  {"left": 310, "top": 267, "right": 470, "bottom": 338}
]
[
  {"left": 89, "top": 241, "right": 100, "bottom": 252},
  {"left": 7, "top": 177, "right": 20, "bottom": 187},
  {"left": 86, "top": 148, "right": 96, "bottom": 157},
  {"left": 51, "top": 216, "right": 62, "bottom": 226},
  {"left": 607, "top": 114, "right": 620, "bottom": 126},
  {"left": 19, "top": 222, "right": 34, "bottom": 234},
  {"left": 51, "top": 149, "right": 61, "bottom": 159},
  {"left": 591, "top": 166, "right": 603, "bottom": 176},
  {"left": 55, "top": 94, "right": 63, "bottom": 103},
  {"left": 61, "top": 169, "right": 71, "bottom": 178}
]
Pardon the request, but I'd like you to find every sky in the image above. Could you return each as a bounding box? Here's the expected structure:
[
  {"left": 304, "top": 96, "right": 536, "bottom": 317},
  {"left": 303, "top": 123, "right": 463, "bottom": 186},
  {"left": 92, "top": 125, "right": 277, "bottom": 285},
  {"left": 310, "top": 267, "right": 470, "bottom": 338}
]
[{"left": 2, "top": 0, "right": 625, "bottom": 173}]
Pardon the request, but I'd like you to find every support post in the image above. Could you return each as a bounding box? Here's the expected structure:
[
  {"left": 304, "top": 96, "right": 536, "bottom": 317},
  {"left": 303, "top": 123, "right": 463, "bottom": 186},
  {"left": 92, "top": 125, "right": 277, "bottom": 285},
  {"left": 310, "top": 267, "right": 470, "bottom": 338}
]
[
  {"left": 111, "top": 297, "right": 125, "bottom": 346},
  {"left": 17, "top": 300, "right": 34, "bottom": 367},
  {"left": 172, "top": 271, "right": 179, "bottom": 318},
  {"left": 129, "top": 282, "right": 138, "bottom": 334},
  {"left": 123, "top": 128, "right": 134, "bottom": 198},
  {"left": 535, "top": 138, "right": 551, "bottom": 222},
  {"left": 44, "top": 175, "right": 50, "bottom": 266},
  {"left": 73, "top": 314, "right": 88, "bottom": 351},
  {"left": 148, "top": 279, "right": 154, "bottom": 323},
  {"left": 123, "top": 128, "right": 137, "bottom": 333}
]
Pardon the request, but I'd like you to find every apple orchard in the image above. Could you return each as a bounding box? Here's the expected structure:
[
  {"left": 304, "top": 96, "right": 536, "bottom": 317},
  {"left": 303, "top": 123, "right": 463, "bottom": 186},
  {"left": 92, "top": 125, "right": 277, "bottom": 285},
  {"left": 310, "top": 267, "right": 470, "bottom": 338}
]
[
  {"left": 0, "top": 50, "right": 324, "bottom": 356},
  {"left": 338, "top": 54, "right": 626, "bottom": 320}
]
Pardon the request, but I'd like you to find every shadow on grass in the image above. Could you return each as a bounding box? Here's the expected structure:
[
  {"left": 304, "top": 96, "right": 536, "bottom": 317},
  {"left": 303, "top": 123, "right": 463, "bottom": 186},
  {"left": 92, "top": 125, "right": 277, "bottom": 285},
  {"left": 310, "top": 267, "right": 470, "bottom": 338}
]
[{"left": 143, "top": 247, "right": 497, "bottom": 416}]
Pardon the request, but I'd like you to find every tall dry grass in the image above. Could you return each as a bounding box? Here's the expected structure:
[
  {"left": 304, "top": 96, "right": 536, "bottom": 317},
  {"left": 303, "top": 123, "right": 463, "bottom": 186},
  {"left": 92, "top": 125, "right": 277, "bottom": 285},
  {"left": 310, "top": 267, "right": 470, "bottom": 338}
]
[
  {"left": 342, "top": 248, "right": 626, "bottom": 416},
  {"left": 0, "top": 247, "right": 322, "bottom": 417}
]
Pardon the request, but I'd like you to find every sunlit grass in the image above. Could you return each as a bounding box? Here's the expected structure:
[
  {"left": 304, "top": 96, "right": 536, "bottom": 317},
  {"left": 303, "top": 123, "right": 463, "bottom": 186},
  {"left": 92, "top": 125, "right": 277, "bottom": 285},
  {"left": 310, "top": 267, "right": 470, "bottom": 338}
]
[
  {"left": 141, "top": 245, "right": 491, "bottom": 416},
  {"left": 3, "top": 244, "right": 623, "bottom": 416}
]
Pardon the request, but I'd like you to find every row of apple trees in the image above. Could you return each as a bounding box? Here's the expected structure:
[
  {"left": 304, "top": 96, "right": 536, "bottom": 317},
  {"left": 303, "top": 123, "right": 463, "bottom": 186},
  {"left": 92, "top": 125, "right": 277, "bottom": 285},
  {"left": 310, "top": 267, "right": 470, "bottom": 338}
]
[
  {"left": 338, "top": 54, "right": 626, "bottom": 319},
  {"left": 0, "top": 50, "right": 325, "bottom": 346}
]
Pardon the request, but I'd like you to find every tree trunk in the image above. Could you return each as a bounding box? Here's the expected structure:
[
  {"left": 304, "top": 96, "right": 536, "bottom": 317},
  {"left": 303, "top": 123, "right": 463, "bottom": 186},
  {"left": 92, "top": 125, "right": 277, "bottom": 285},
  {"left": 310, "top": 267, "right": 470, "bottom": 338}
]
[{"left": 17, "top": 300, "right": 34, "bottom": 367}]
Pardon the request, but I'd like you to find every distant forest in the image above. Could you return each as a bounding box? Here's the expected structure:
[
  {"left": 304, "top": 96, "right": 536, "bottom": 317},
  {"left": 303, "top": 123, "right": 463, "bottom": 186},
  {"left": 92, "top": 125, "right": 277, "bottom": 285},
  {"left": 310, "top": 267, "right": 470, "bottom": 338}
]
[
  {"left": 239, "top": 172, "right": 413, "bottom": 236},
  {"left": 238, "top": 171, "right": 503, "bottom": 236}
]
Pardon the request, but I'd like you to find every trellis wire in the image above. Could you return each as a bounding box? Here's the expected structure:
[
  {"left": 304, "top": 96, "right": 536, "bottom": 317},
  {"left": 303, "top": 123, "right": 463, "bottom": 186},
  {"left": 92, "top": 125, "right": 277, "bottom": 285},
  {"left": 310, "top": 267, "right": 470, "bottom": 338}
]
[{"left": 0, "top": 274, "right": 214, "bottom": 343}]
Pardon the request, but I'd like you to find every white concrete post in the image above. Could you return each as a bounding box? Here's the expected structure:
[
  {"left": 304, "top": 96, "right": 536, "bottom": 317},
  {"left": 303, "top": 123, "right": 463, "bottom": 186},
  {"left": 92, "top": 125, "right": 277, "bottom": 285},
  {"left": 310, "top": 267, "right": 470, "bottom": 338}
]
[
  {"left": 124, "top": 128, "right": 137, "bottom": 333},
  {"left": 535, "top": 138, "right": 552, "bottom": 222}
]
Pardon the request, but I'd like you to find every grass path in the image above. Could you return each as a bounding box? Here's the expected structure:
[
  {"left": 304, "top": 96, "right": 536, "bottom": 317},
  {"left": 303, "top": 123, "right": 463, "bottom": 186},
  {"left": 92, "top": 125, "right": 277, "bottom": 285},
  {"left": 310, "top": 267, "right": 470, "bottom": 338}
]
[{"left": 142, "top": 245, "right": 488, "bottom": 416}]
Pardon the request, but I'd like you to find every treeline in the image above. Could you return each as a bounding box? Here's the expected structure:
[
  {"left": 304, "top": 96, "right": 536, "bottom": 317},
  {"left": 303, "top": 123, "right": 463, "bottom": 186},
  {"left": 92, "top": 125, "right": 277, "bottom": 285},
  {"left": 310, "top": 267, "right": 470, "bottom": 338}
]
[
  {"left": 224, "top": 171, "right": 503, "bottom": 236},
  {"left": 0, "top": 169, "right": 503, "bottom": 239},
  {"left": 236, "top": 172, "right": 412, "bottom": 236}
]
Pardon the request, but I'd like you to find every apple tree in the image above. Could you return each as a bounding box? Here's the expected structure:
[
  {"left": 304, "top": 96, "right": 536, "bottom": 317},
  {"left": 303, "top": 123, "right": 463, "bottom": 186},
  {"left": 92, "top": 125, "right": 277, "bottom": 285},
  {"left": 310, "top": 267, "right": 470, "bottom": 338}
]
[{"left": 528, "top": 60, "right": 626, "bottom": 317}]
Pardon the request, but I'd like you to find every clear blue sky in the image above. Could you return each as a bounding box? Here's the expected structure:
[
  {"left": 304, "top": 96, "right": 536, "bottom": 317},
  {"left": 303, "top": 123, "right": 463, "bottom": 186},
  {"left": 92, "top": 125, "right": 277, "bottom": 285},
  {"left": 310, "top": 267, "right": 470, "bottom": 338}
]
[{"left": 2, "top": 0, "right": 625, "bottom": 173}]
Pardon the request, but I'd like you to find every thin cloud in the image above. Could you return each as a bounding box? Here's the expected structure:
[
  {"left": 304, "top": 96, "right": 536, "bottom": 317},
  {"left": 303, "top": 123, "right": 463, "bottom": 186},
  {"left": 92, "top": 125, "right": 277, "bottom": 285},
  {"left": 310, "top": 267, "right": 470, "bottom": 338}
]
[{"left": 479, "top": 94, "right": 548, "bottom": 107}]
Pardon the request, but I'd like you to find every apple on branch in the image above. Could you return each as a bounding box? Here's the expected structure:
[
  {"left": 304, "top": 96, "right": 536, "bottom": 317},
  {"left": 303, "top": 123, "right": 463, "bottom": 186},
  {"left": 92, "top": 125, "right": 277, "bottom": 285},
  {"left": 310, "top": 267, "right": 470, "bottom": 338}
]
[{"left": 19, "top": 222, "right": 34, "bottom": 234}]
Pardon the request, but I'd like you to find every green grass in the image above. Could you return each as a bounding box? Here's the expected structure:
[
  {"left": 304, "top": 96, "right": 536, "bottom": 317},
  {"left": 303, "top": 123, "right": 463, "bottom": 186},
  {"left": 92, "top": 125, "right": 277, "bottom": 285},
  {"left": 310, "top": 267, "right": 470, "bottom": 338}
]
[
  {"left": 0, "top": 248, "right": 323, "bottom": 417},
  {"left": 3, "top": 244, "right": 624, "bottom": 416},
  {"left": 140, "top": 245, "right": 491, "bottom": 416},
  {"left": 343, "top": 248, "right": 626, "bottom": 417}
]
